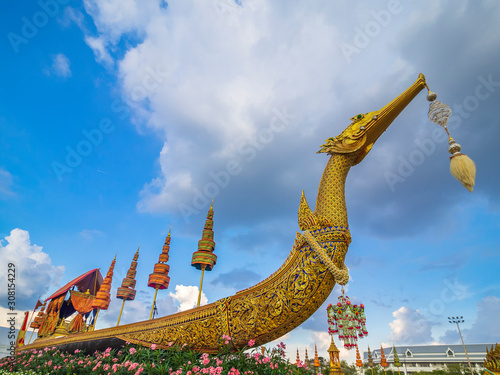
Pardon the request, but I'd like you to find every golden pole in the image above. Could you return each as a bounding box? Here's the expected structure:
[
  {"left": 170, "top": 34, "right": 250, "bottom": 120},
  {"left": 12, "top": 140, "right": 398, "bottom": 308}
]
[
  {"left": 27, "top": 328, "right": 36, "bottom": 344},
  {"left": 116, "top": 299, "right": 126, "bottom": 326},
  {"left": 150, "top": 287, "right": 159, "bottom": 319},
  {"left": 197, "top": 265, "right": 206, "bottom": 307},
  {"left": 92, "top": 309, "right": 100, "bottom": 331},
  {"left": 26, "top": 311, "right": 37, "bottom": 344}
]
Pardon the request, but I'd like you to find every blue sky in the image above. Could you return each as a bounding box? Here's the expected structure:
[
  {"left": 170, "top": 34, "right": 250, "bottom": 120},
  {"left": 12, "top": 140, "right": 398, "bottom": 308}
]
[{"left": 1, "top": 0, "right": 500, "bottom": 363}]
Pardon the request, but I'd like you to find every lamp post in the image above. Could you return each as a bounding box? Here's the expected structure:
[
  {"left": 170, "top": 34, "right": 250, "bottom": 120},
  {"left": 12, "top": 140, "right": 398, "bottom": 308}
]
[{"left": 448, "top": 316, "right": 474, "bottom": 375}]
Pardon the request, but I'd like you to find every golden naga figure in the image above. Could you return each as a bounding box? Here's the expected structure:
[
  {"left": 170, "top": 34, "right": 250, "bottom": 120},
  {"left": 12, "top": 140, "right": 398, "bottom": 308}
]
[{"left": 19, "top": 73, "right": 429, "bottom": 354}]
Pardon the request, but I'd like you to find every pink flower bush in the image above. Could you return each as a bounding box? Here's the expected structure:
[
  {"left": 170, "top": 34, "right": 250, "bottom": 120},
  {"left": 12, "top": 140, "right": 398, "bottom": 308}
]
[{"left": 1, "top": 340, "right": 298, "bottom": 374}]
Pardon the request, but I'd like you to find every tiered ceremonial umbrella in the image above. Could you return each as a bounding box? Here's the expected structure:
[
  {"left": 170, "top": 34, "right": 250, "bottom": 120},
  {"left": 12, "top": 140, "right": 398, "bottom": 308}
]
[
  {"left": 367, "top": 346, "right": 375, "bottom": 375},
  {"left": 304, "top": 348, "right": 309, "bottom": 369},
  {"left": 327, "top": 288, "right": 368, "bottom": 349},
  {"left": 313, "top": 344, "right": 320, "bottom": 374},
  {"left": 380, "top": 346, "right": 388, "bottom": 374},
  {"left": 393, "top": 344, "right": 402, "bottom": 375},
  {"left": 91, "top": 256, "right": 116, "bottom": 329},
  {"left": 191, "top": 202, "right": 217, "bottom": 307},
  {"left": 356, "top": 344, "right": 363, "bottom": 374},
  {"left": 296, "top": 349, "right": 301, "bottom": 366},
  {"left": 116, "top": 247, "right": 139, "bottom": 326},
  {"left": 148, "top": 230, "right": 171, "bottom": 319}
]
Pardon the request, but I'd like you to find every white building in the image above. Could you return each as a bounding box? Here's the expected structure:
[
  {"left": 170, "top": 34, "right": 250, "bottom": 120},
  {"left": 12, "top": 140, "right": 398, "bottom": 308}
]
[{"left": 363, "top": 344, "right": 492, "bottom": 375}]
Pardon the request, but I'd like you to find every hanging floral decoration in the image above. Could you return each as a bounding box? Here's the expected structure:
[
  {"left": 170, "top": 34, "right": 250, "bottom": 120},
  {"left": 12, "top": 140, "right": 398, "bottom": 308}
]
[{"left": 327, "top": 288, "right": 368, "bottom": 349}]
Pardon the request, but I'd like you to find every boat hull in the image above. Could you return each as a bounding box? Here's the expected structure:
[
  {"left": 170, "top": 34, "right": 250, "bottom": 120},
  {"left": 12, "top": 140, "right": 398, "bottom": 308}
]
[{"left": 19, "top": 226, "right": 349, "bottom": 353}]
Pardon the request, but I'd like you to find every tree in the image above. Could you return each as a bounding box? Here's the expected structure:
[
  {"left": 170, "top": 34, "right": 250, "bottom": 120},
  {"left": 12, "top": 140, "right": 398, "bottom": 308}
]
[{"left": 341, "top": 359, "right": 358, "bottom": 375}]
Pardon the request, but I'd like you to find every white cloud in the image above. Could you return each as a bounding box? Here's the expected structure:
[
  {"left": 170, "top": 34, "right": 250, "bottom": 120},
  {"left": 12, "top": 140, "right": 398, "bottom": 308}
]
[
  {"left": 169, "top": 284, "right": 207, "bottom": 311},
  {"left": 0, "top": 167, "right": 15, "bottom": 198},
  {"left": 45, "top": 53, "right": 72, "bottom": 78},
  {"left": 0, "top": 229, "right": 65, "bottom": 308},
  {"left": 84, "top": 35, "right": 113, "bottom": 66},
  {"left": 463, "top": 296, "right": 500, "bottom": 343},
  {"left": 389, "top": 306, "right": 433, "bottom": 345},
  {"left": 79, "top": 229, "right": 104, "bottom": 240},
  {"left": 0, "top": 306, "right": 36, "bottom": 330}
]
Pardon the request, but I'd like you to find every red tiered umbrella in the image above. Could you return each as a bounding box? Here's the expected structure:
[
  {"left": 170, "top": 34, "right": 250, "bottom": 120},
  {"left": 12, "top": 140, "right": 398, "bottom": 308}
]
[
  {"left": 116, "top": 247, "right": 139, "bottom": 326},
  {"left": 148, "top": 230, "right": 171, "bottom": 319},
  {"left": 91, "top": 256, "right": 116, "bottom": 329},
  {"left": 191, "top": 201, "right": 217, "bottom": 307}
]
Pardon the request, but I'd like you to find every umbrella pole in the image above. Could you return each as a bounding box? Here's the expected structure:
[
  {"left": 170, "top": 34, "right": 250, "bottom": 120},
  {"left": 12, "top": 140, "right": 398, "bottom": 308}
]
[
  {"left": 149, "top": 287, "right": 159, "bottom": 320},
  {"left": 197, "top": 265, "right": 206, "bottom": 307},
  {"left": 117, "top": 299, "right": 126, "bottom": 326}
]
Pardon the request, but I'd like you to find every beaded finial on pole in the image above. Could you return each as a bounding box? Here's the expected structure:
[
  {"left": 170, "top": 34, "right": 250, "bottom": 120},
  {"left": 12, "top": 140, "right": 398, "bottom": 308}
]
[
  {"left": 426, "top": 89, "right": 476, "bottom": 192},
  {"left": 116, "top": 246, "right": 139, "bottom": 326},
  {"left": 191, "top": 200, "right": 217, "bottom": 307},
  {"left": 148, "top": 230, "right": 172, "bottom": 319}
]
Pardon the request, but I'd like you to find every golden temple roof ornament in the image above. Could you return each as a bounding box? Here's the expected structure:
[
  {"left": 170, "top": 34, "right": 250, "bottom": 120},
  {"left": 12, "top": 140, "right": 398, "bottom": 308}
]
[
  {"left": 191, "top": 200, "right": 217, "bottom": 307},
  {"left": 148, "top": 229, "right": 172, "bottom": 319},
  {"left": 91, "top": 255, "right": 116, "bottom": 329},
  {"left": 116, "top": 246, "right": 139, "bottom": 326},
  {"left": 427, "top": 91, "right": 476, "bottom": 191},
  {"left": 328, "top": 337, "right": 344, "bottom": 375}
]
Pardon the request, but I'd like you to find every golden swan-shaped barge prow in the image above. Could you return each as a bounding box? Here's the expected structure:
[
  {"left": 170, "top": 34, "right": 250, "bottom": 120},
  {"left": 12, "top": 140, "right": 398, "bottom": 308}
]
[{"left": 19, "top": 74, "right": 428, "bottom": 354}]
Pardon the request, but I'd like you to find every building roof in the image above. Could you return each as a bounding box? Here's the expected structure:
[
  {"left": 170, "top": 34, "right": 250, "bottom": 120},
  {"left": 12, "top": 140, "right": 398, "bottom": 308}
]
[{"left": 363, "top": 344, "right": 493, "bottom": 363}]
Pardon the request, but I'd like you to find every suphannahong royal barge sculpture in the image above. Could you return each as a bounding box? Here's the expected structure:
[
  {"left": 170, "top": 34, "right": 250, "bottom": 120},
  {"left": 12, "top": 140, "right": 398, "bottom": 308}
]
[{"left": 17, "top": 73, "right": 440, "bottom": 354}]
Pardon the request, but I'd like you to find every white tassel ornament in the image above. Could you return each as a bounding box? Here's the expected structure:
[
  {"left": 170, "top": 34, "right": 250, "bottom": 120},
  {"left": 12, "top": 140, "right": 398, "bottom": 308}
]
[{"left": 427, "top": 94, "right": 476, "bottom": 192}]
